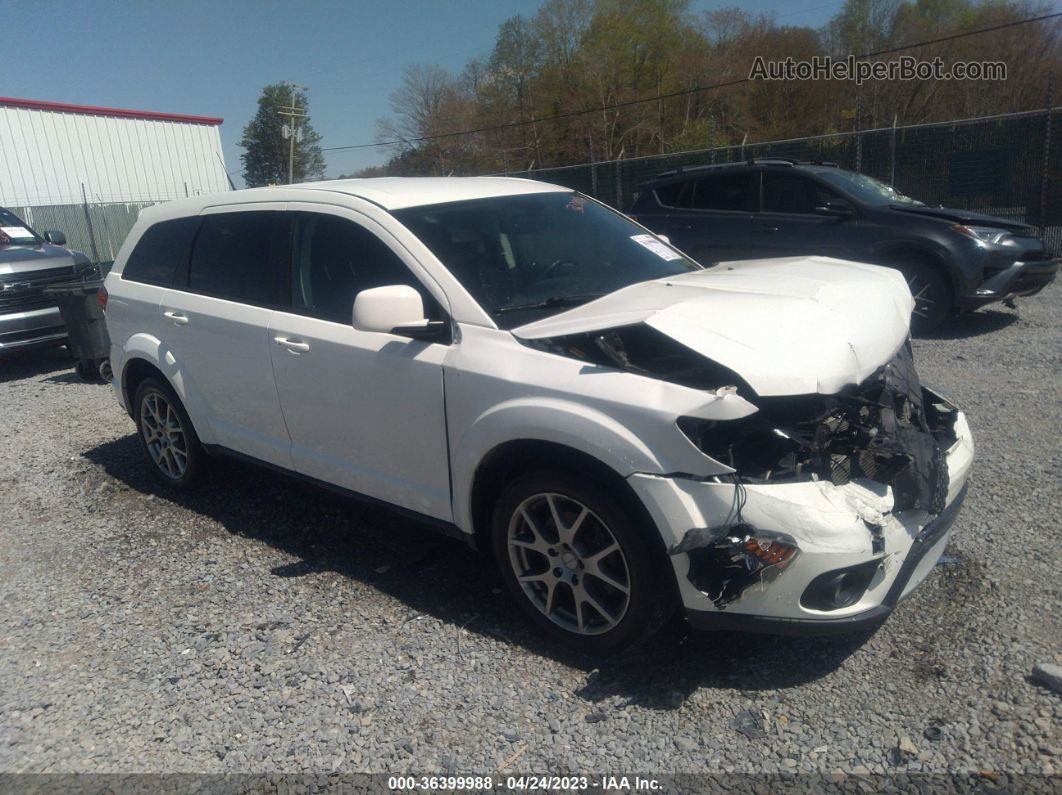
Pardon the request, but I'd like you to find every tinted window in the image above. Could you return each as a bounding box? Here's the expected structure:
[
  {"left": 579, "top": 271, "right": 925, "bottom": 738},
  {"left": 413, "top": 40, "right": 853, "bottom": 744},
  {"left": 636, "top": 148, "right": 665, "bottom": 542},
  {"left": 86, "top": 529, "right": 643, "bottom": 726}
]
[
  {"left": 188, "top": 212, "right": 288, "bottom": 305},
  {"left": 290, "top": 213, "right": 427, "bottom": 324},
  {"left": 689, "top": 173, "right": 756, "bottom": 212},
  {"left": 123, "top": 217, "right": 199, "bottom": 286},
  {"left": 762, "top": 173, "right": 840, "bottom": 214},
  {"left": 653, "top": 182, "right": 687, "bottom": 207}
]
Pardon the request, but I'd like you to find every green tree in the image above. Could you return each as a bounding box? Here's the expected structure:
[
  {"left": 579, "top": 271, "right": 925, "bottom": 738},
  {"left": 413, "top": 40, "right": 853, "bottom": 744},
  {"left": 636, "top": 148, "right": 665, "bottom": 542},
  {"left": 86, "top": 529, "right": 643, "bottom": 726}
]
[{"left": 239, "top": 83, "right": 326, "bottom": 186}]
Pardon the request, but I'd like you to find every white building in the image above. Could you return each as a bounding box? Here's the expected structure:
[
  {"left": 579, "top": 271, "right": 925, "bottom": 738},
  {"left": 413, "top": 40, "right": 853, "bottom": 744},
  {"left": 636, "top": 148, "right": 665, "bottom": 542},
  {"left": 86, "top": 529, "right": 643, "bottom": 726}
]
[
  {"left": 0, "top": 96, "right": 229, "bottom": 207},
  {"left": 0, "top": 96, "right": 230, "bottom": 261}
]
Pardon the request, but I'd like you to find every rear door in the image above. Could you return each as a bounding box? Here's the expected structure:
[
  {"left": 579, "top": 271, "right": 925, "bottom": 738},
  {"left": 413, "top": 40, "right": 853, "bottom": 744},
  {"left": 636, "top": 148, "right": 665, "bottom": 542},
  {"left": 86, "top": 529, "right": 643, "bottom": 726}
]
[
  {"left": 662, "top": 171, "right": 759, "bottom": 263},
  {"left": 756, "top": 172, "right": 854, "bottom": 258},
  {"left": 159, "top": 207, "right": 294, "bottom": 468},
  {"left": 267, "top": 205, "right": 453, "bottom": 521}
]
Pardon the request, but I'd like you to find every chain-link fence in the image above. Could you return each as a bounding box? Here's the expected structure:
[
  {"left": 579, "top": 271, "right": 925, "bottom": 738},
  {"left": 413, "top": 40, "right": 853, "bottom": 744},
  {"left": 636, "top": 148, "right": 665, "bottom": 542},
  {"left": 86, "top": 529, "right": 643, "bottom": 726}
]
[
  {"left": 6, "top": 200, "right": 158, "bottom": 271},
  {"left": 503, "top": 108, "right": 1061, "bottom": 254}
]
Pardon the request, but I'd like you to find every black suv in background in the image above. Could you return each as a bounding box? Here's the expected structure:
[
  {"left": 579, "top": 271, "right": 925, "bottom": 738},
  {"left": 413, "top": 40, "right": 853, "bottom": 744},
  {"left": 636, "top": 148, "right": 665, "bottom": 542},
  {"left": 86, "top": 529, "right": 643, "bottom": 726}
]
[{"left": 629, "top": 160, "right": 1058, "bottom": 332}]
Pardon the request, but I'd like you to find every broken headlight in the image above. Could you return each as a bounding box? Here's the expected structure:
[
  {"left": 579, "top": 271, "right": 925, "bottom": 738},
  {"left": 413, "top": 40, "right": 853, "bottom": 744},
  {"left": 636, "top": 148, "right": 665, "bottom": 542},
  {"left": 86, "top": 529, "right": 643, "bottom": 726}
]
[{"left": 677, "top": 415, "right": 811, "bottom": 481}]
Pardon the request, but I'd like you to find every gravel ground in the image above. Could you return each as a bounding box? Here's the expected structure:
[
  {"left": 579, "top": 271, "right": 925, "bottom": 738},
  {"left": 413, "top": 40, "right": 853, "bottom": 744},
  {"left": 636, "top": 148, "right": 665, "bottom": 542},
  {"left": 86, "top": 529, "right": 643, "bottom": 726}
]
[{"left": 0, "top": 290, "right": 1058, "bottom": 781}]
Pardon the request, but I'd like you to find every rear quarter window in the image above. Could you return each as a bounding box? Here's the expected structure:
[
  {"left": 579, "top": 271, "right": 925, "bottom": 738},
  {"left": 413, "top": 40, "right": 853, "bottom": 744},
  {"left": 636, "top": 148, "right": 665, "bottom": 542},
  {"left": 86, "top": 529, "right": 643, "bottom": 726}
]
[
  {"left": 653, "top": 181, "right": 687, "bottom": 208},
  {"left": 122, "top": 217, "right": 200, "bottom": 286}
]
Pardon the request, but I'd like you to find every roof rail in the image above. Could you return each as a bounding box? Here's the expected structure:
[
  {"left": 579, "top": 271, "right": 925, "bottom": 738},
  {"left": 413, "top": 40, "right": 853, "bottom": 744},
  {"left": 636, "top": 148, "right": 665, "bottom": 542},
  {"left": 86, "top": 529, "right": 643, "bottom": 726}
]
[{"left": 748, "top": 158, "right": 798, "bottom": 166}]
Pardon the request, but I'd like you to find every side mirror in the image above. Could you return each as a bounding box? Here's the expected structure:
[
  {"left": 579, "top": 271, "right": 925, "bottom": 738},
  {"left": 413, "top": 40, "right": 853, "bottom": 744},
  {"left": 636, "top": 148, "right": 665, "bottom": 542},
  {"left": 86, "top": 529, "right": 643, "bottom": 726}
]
[
  {"left": 814, "top": 201, "right": 854, "bottom": 218},
  {"left": 352, "top": 284, "right": 448, "bottom": 341},
  {"left": 44, "top": 230, "right": 66, "bottom": 245}
]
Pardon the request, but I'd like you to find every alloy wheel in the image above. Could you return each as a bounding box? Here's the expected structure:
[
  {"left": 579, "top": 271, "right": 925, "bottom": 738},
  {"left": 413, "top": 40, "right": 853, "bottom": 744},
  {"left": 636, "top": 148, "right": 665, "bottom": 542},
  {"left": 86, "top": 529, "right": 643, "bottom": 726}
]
[
  {"left": 906, "top": 272, "right": 938, "bottom": 321},
  {"left": 506, "top": 492, "right": 631, "bottom": 636},
  {"left": 140, "top": 390, "right": 189, "bottom": 480}
]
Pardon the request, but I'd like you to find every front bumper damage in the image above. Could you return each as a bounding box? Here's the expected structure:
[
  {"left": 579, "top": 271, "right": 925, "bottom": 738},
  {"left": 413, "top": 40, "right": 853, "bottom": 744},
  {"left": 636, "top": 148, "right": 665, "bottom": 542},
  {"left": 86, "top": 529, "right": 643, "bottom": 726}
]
[{"left": 627, "top": 356, "right": 975, "bottom": 635}]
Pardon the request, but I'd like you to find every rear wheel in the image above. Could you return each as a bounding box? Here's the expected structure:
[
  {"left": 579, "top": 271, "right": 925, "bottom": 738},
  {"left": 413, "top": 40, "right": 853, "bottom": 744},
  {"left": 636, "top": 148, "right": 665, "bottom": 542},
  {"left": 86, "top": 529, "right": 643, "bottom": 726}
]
[
  {"left": 134, "top": 377, "right": 204, "bottom": 487},
  {"left": 888, "top": 256, "right": 951, "bottom": 334},
  {"left": 491, "top": 471, "right": 674, "bottom": 654}
]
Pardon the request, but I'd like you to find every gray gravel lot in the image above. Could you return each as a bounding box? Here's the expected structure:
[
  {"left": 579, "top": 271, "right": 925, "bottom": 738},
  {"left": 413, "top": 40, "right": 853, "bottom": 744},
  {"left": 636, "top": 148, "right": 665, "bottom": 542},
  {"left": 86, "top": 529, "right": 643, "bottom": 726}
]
[{"left": 0, "top": 291, "right": 1059, "bottom": 780}]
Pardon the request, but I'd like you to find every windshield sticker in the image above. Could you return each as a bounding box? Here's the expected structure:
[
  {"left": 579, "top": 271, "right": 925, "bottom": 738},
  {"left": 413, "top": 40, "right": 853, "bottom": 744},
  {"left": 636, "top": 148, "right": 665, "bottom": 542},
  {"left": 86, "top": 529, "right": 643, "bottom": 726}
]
[
  {"left": 565, "top": 196, "right": 586, "bottom": 213},
  {"left": 1, "top": 226, "right": 34, "bottom": 240},
  {"left": 630, "top": 234, "right": 683, "bottom": 261}
]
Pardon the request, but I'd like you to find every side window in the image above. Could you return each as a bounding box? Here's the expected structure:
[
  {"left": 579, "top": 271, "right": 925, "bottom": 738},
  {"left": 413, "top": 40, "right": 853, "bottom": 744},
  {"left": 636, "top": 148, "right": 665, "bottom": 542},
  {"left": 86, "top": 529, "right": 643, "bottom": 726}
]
[
  {"left": 290, "top": 213, "right": 433, "bottom": 325},
  {"left": 689, "top": 173, "right": 756, "bottom": 212},
  {"left": 653, "top": 181, "right": 688, "bottom": 208},
  {"left": 122, "top": 217, "right": 199, "bottom": 286},
  {"left": 188, "top": 211, "right": 289, "bottom": 305},
  {"left": 762, "top": 174, "right": 840, "bottom": 214}
]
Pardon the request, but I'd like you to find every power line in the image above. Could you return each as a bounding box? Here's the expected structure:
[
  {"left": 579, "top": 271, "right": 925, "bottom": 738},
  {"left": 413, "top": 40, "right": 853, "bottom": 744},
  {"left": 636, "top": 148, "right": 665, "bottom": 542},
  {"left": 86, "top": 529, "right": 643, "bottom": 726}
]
[{"left": 322, "top": 10, "right": 1062, "bottom": 153}]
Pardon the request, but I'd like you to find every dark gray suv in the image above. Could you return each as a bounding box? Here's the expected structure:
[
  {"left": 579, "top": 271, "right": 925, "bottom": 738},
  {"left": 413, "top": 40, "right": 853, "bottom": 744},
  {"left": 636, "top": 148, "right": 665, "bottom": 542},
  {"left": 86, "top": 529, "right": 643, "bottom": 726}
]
[
  {"left": 629, "top": 160, "right": 1058, "bottom": 332},
  {"left": 0, "top": 207, "right": 97, "bottom": 352}
]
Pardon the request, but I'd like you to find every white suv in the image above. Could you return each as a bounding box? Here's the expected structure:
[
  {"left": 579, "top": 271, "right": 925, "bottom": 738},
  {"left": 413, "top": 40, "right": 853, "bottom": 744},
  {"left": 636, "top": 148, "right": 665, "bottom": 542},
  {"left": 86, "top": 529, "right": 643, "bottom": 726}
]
[{"left": 104, "top": 178, "right": 974, "bottom": 653}]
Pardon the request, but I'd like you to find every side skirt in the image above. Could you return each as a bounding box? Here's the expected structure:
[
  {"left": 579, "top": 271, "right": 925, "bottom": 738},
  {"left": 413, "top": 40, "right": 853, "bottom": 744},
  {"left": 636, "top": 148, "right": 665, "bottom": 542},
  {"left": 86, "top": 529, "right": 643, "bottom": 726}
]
[{"left": 202, "top": 444, "right": 475, "bottom": 549}]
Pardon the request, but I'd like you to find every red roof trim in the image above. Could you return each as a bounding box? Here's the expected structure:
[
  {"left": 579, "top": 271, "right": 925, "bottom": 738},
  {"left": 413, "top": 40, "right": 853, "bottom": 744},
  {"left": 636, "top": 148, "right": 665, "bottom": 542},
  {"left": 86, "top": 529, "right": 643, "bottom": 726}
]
[{"left": 0, "top": 97, "right": 223, "bottom": 125}]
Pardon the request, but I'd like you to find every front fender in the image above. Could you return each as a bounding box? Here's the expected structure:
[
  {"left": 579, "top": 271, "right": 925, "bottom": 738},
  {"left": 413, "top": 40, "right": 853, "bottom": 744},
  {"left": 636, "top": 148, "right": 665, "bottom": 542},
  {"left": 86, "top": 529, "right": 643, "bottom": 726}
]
[{"left": 451, "top": 396, "right": 727, "bottom": 533}]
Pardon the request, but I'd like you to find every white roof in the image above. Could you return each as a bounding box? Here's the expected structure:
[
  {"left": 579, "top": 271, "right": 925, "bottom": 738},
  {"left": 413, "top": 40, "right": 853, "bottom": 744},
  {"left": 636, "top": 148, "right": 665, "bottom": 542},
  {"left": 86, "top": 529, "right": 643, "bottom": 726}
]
[{"left": 287, "top": 176, "right": 568, "bottom": 210}]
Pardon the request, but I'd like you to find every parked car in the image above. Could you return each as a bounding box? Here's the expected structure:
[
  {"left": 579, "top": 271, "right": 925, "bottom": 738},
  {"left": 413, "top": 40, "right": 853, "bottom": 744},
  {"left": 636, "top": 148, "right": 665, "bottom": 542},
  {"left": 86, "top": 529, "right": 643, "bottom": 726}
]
[
  {"left": 104, "top": 178, "right": 973, "bottom": 653},
  {"left": 0, "top": 207, "right": 98, "bottom": 352},
  {"left": 628, "top": 159, "right": 1059, "bottom": 332}
]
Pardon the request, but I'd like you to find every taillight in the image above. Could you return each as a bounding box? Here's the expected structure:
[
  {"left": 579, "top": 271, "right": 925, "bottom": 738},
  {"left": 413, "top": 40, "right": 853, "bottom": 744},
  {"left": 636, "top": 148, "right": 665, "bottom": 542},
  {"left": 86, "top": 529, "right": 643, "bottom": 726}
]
[{"left": 97, "top": 284, "right": 108, "bottom": 313}]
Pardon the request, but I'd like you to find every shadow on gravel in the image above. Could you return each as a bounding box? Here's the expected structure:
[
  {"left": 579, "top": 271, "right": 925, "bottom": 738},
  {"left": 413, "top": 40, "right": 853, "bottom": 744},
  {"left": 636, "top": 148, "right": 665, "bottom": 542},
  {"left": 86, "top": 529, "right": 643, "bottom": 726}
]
[
  {"left": 0, "top": 345, "right": 72, "bottom": 384},
  {"left": 85, "top": 433, "right": 871, "bottom": 705},
  {"left": 917, "top": 308, "right": 1019, "bottom": 340}
]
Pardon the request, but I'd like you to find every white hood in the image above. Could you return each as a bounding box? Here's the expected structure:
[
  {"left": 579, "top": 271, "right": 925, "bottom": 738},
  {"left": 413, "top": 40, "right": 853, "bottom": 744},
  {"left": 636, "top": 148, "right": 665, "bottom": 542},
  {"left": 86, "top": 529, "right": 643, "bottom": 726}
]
[{"left": 512, "top": 256, "right": 914, "bottom": 396}]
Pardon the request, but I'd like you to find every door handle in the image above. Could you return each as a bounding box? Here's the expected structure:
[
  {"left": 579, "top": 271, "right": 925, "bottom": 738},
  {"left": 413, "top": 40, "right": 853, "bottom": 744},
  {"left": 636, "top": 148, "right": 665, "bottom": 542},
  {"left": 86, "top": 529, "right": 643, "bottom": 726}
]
[
  {"left": 274, "top": 336, "right": 310, "bottom": 354},
  {"left": 758, "top": 225, "right": 780, "bottom": 232},
  {"left": 668, "top": 223, "right": 692, "bottom": 231},
  {"left": 163, "top": 310, "right": 189, "bottom": 325}
]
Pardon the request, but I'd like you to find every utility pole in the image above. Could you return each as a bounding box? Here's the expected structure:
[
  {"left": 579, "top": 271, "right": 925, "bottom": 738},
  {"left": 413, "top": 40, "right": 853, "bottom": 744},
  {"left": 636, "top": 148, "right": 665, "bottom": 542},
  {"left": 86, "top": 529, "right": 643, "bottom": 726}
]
[{"left": 278, "top": 82, "right": 308, "bottom": 184}]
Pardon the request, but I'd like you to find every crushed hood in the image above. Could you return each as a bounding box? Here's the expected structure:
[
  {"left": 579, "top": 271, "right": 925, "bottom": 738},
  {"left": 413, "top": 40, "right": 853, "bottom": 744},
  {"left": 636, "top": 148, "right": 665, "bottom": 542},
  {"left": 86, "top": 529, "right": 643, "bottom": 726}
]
[{"left": 512, "top": 256, "right": 914, "bottom": 397}]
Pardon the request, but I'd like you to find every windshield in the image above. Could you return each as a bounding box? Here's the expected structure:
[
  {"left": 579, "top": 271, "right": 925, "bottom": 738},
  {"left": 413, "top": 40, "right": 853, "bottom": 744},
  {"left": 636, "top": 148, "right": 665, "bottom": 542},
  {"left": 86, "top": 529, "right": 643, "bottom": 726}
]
[
  {"left": 393, "top": 191, "right": 701, "bottom": 328},
  {"left": 0, "top": 208, "right": 41, "bottom": 245},
  {"left": 816, "top": 170, "right": 923, "bottom": 206}
]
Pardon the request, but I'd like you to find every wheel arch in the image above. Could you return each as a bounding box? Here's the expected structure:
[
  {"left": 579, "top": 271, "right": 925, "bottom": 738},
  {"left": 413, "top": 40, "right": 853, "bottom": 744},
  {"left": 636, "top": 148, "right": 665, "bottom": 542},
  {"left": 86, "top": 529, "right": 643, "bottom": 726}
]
[
  {"left": 120, "top": 347, "right": 214, "bottom": 445},
  {"left": 467, "top": 438, "right": 671, "bottom": 576},
  {"left": 871, "top": 243, "right": 958, "bottom": 303}
]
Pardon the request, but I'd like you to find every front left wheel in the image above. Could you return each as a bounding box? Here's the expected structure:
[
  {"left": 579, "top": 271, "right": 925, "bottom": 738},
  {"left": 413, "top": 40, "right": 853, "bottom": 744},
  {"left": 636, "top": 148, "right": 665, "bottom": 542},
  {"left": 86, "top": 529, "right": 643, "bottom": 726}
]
[
  {"left": 491, "top": 471, "right": 675, "bottom": 654},
  {"left": 134, "top": 377, "right": 204, "bottom": 488}
]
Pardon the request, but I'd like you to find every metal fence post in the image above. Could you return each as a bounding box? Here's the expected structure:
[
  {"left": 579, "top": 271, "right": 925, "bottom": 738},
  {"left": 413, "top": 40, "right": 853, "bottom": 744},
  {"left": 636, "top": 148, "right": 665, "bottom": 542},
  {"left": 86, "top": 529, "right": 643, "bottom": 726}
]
[
  {"left": 80, "top": 183, "right": 100, "bottom": 263},
  {"left": 890, "top": 114, "right": 898, "bottom": 186},
  {"left": 1040, "top": 71, "right": 1054, "bottom": 237}
]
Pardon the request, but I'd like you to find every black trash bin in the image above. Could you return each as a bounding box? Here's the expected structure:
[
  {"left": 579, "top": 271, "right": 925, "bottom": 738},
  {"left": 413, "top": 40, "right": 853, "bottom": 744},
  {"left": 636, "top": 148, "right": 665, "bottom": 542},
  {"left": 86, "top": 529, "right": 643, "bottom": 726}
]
[{"left": 42, "top": 280, "right": 111, "bottom": 383}]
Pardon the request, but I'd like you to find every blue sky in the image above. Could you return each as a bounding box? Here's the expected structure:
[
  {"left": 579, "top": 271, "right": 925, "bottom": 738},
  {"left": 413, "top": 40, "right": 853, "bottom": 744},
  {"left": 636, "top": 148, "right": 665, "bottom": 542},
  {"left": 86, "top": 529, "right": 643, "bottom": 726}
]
[{"left": 7, "top": 0, "right": 845, "bottom": 184}]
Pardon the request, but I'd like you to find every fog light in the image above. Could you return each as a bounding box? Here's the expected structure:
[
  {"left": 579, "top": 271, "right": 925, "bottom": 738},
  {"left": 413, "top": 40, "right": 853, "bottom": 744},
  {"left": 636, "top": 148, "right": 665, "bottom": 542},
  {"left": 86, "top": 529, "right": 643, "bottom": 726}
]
[{"left": 801, "top": 561, "right": 879, "bottom": 611}]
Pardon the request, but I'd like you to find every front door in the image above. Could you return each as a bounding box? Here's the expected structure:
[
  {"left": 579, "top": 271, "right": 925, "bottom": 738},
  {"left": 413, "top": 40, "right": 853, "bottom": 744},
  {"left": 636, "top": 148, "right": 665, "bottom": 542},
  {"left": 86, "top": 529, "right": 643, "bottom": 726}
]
[{"left": 268, "top": 207, "right": 453, "bottom": 521}]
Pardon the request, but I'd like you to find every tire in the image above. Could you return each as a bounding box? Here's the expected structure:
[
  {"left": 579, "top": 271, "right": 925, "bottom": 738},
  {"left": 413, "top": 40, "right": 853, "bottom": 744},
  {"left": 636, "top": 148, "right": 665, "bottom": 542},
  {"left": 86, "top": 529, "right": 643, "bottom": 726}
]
[
  {"left": 75, "top": 359, "right": 103, "bottom": 383},
  {"left": 490, "top": 471, "right": 675, "bottom": 655},
  {"left": 888, "top": 256, "right": 952, "bottom": 334},
  {"left": 133, "top": 377, "right": 204, "bottom": 488}
]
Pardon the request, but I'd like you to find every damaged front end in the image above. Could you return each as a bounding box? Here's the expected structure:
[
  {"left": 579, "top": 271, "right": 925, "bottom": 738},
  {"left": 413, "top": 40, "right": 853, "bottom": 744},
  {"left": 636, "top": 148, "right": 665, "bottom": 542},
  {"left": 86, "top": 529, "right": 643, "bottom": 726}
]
[
  {"left": 666, "top": 341, "right": 962, "bottom": 612},
  {"left": 676, "top": 341, "right": 956, "bottom": 514}
]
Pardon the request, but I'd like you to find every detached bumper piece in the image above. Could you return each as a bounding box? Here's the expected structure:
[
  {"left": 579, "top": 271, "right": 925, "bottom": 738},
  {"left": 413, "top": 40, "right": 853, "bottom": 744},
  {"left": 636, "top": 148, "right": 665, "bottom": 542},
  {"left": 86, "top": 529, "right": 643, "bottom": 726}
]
[{"left": 686, "top": 482, "right": 968, "bottom": 636}]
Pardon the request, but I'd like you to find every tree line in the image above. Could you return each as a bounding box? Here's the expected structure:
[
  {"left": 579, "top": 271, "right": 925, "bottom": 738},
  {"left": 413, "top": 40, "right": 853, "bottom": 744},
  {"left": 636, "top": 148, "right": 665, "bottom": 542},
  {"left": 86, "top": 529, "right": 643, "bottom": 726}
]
[{"left": 350, "top": 0, "right": 1059, "bottom": 178}]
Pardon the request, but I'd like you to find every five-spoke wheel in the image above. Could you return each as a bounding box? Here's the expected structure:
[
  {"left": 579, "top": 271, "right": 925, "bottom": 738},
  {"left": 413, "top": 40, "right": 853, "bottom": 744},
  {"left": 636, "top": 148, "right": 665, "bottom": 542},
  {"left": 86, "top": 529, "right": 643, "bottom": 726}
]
[
  {"left": 492, "top": 472, "right": 674, "bottom": 653},
  {"left": 134, "top": 377, "right": 203, "bottom": 487}
]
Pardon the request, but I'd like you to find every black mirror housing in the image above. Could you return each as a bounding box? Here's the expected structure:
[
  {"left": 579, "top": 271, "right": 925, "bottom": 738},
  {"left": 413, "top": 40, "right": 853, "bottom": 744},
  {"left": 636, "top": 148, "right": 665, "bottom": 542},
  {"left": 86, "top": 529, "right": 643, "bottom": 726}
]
[{"left": 44, "top": 230, "right": 67, "bottom": 245}]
